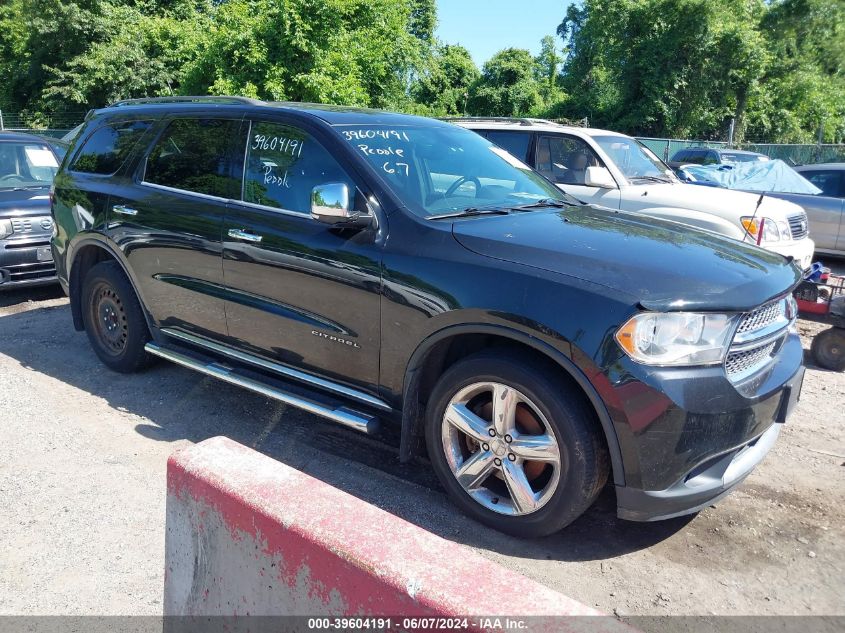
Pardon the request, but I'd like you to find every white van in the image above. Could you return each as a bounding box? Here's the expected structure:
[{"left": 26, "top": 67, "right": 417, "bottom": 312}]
[{"left": 454, "top": 118, "right": 815, "bottom": 269}]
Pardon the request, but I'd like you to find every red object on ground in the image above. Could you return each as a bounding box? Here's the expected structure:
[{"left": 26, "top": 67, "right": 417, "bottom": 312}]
[
  {"left": 796, "top": 298, "right": 830, "bottom": 315},
  {"left": 164, "top": 437, "right": 633, "bottom": 632}
]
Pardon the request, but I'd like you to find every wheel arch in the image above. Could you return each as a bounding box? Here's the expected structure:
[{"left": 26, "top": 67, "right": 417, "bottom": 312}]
[
  {"left": 67, "top": 236, "right": 153, "bottom": 334},
  {"left": 399, "top": 323, "right": 625, "bottom": 487}
]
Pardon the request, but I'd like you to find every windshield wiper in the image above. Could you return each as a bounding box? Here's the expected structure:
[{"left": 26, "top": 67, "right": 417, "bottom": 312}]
[
  {"left": 509, "top": 197, "right": 570, "bottom": 211},
  {"left": 629, "top": 175, "right": 673, "bottom": 184},
  {"left": 428, "top": 207, "right": 512, "bottom": 220},
  {"left": 8, "top": 185, "right": 49, "bottom": 191}
]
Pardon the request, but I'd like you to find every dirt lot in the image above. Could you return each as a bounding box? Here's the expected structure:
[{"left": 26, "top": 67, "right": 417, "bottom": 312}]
[{"left": 0, "top": 277, "right": 843, "bottom": 617}]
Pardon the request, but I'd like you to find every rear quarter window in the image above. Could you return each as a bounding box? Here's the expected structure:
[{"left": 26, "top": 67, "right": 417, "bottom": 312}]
[{"left": 70, "top": 120, "right": 153, "bottom": 175}]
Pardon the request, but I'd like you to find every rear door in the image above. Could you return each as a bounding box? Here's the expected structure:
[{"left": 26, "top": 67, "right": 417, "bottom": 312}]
[
  {"left": 106, "top": 114, "right": 245, "bottom": 340},
  {"left": 221, "top": 117, "right": 383, "bottom": 393},
  {"left": 534, "top": 134, "right": 621, "bottom": 207}
]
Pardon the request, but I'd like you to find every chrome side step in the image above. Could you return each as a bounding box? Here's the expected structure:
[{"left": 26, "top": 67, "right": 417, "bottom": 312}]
[
  {"left": 160, "top": 327, "right": 392, "bottom": 412},
  {"left": 144, "top": 343, "right": 378, "bottom": 434}
]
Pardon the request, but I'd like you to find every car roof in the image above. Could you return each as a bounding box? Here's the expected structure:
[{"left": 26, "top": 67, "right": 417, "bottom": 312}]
[
  {"left": 0, "top": 131, "right": 55, "bottom": 144},
  {"left": 91, "top": 96, "right": 453, "bottom": 129},
  {"left": 448, "top": 117, "right": 630, "bottom": 138},
  {"left": 794, "top": 163, "right": 845, "bottom": 171},
  {"left": 721, "top": 149, "right": 767, "bottom": 156}
]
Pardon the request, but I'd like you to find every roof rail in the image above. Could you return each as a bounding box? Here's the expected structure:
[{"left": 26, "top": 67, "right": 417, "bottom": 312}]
[
  {"left": 443, "top": 116, "right": 541, "bottom": 127},
  {"left": 109, "top": 96, "right": 265, "bottom": 108},
  {"left": 445, "top": 116, "right": 590, "bottom": 128}
]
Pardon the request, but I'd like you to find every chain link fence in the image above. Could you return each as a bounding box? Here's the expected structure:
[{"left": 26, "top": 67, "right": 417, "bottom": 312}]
[
  {"left": 0, "top": 110, "right": 84, "bottom": 140},
  {"left": 638, "top": 136, "right": 845, "bottom": 165}
]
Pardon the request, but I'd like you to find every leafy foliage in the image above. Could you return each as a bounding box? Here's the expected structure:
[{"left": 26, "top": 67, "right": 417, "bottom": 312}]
[{"left": 0, "top": 0, "right": 840, "bottom": 143}]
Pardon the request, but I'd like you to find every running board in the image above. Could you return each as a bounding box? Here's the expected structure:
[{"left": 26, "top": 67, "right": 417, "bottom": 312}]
[{"left": 144, "top": 342, "right": 378, "bottom": 434}]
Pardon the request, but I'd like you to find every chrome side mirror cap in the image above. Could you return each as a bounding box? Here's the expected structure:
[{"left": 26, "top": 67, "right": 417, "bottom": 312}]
[
  {"left": 311, "top": 183, "right": 372, "bottom": 227},
  {"left": 584, "top": 166, "right": 617, "bottom": 189}
]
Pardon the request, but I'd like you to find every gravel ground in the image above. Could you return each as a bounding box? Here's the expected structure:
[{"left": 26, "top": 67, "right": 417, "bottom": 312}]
[{"left": 0, "top": 276, "right": 843, "bottom": 617}]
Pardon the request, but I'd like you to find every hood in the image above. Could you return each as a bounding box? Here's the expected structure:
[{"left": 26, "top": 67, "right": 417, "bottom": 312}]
[
  {"left": 0, "top": 187, "right": 51, "bottom": 216},
  {"left": 636, "top": 182, "right": 804, "bottom": 219},
  {"left": 451, "top": 206, "right": 801, "bottom": 312}
]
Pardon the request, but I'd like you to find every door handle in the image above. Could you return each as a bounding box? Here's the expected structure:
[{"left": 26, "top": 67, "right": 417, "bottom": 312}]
[
  {"left": 112, "top": 204, "right": 138, "bottom": 216},
  {"left": 227, "top": 228, "right": 263, "bottom": 243}
]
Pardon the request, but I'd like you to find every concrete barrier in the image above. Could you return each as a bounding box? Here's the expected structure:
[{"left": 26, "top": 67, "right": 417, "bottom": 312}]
[{"left": 165, "top": 436, "right": 630, "bottom": 631}]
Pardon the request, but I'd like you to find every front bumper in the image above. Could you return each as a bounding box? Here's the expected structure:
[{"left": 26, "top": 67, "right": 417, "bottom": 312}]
[
  {"left": 616, "top": 343, "right": 804, "bottom": 521},
  {"left": 0, "top": 238, "right": 57, "bottom": 289},
  {"left": 763, "top": 237, "right": 815, "bottom": 271}
]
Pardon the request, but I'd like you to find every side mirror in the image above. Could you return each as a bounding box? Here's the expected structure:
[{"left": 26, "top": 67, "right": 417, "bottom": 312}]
[
  {"left": 311, "top": 182, "right": 371, "bottom": 227},
  {"left": 584, "top": 166, "right": 617, "bottom": 189}
]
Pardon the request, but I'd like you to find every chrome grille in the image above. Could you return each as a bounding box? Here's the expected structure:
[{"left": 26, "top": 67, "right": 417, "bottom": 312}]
[
  {"left": 735, "top": 299, "right": 785, "bottom": 336},
  {"left": 725, "top": 340, "right": 777, "bottom": 378},
  {"left": 10, "top": 218, "right": 32, "bottom": 233},
  {"left": 788, "top": 213, "right": 808, "bottom": 240}
]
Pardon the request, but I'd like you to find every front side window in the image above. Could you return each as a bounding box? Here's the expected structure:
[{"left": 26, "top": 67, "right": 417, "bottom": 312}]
[
  {"left": 536, "top": 135, "right": 604, "bottom": 185},
  {"left": 71, "top": 120, "right": 152, "bottom": 175},
  {"left": 243, "top": 122, "right": 355, "bottom": 213},
  {"left": 144, "top": 118, "right": 243, "bottom": 198},
  {"left": 592, "top": 135, "right": 675, "bottom": 183},
  {"left": 339, "top": 124, "right": 565, "bottom": 217},
  {"left": 0, "top": 141, "right": 59, "bottom": 189}
]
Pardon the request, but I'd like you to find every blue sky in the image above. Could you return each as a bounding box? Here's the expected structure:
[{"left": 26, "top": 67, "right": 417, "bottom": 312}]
[{"left": 435, "top": 0, "right": 570, "bottom": 67}]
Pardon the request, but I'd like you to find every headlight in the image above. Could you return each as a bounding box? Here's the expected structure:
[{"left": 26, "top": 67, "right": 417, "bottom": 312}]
[
  {"left": 740, "top": 216, "right": 788, "bottom": 243},
  {"left": 615, "top": 312, "right": 738, "bottom": 366},
  {"left": 0, "top": 219, "right": 12, "bottom": 239}
]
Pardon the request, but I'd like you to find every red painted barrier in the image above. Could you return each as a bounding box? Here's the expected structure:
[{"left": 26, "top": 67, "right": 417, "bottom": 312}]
[{"left": 164, "top": 437, "right": 631, "bottom": 632}]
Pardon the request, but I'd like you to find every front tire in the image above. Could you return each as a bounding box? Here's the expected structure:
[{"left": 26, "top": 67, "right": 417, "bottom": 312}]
[
  {"left": 425, "top": 351, "right": 609, "bottom": 538},
  {"left": 811, "top": 327, "right": 845, "bottom": 372},
  {"left": 81, "top": 260, "right": 155, "bottom": 373}
]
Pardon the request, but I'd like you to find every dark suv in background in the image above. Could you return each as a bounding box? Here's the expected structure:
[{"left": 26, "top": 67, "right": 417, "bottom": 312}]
[
  {"left": 52, "top": 97, "right": 805, "bottom": 537},
  {"left": 0, "top": 132, "right": 61, "bottom": 289}
]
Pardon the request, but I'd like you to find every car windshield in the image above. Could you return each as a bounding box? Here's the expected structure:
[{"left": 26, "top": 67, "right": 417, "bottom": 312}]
[
  {"left": 0, "top": 141, "right": 59, "bottom": 189},
  {"left": 593, "top": 135, "right": 676, "bottom": 183},
  {"left": 338, "top": 123, "right": 568, "bottom": 217}
]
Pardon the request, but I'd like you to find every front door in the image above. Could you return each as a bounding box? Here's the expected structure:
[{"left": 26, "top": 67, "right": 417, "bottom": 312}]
[
  {"left": 535, "top": 134, "right": 622, "bottom": 208},
  {"left": 107, "top": 115, "right": 245, "bottom": 340},
  {"left": 222, "top": 119, "right": 383, "bottom": 393}
]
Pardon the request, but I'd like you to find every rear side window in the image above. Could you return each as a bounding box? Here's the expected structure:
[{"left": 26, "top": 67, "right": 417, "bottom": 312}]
[
  {"left": 70, "top": 120, "right": 152, "bottom": 175},
  {"left": 802, "top": 170, "right": 843, "bottom": 197},
  {"left": 144, "top": 118, "right": 244, "bottom": 199},
  {"left": 485, "top": 131, "right": 531, "bottom": 163}
]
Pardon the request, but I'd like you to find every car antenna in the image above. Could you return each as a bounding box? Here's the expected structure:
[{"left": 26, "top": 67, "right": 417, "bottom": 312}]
[{"left": 742, "top": 192, "right": 766, "bottom": 245}]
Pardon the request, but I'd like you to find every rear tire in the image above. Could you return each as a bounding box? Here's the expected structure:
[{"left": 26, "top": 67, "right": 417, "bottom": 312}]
[
  {"left": 81, "top": 261, "right": 155, "bottom": 373},
  {"left": 425, "top": 351, "right": 609, "bottom": 538},
  {"left": 811, "top": 327, "right": 845, "bottom": 372}
]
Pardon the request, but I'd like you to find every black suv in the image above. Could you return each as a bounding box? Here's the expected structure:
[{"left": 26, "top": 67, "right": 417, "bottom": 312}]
[{"left": 52, "top": 97, "right": 805, "bottom": 537}]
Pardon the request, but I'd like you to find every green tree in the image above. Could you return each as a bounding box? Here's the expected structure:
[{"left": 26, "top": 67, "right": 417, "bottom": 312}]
[
  {"left": 534, "top": 35, "right": 566, "bottom": 112},
  {"left": 469, "top": 48, "right": 542, "bottom": 117},
  {"left": 180, "top": 0, "right": 423, "bottom": 109},
  {"left": 412, "top": 44, "right": 479, "bottom": 115}
]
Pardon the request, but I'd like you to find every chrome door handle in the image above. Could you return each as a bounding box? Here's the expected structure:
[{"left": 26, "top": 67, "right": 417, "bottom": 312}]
[
  {"left": 227, "top": 228, "right": 263, "bottom": 243},
  {"left": 112, "top": 204, "right": 138, "bottom": 216}
]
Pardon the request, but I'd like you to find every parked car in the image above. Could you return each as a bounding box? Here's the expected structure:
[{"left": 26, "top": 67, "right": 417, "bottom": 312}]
[
  {"left": 0, "top": 132, "right": 61, "bottom": 289},
  {"left": 667, "top": 147, "right": 769, "bottom": 170},
  {"left": 793, "top": 163, "right": 845, "bottom": 199},
  {"left": 454, "top": 119, "right": 814, "bottom": 270},
  {"left": 676, "top": 160, "right": 845, "bottom": 257},
  {"left": 53, "top": 97, "right": 805, "bottom": 537}
]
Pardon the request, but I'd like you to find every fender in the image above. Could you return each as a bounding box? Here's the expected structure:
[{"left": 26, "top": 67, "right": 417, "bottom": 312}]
[
  {"left": 399, "top": 322, "right": 625, "bottom": 486},
  {"left": 67, "top": 233, "right": 157, "bottom": 335}
]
